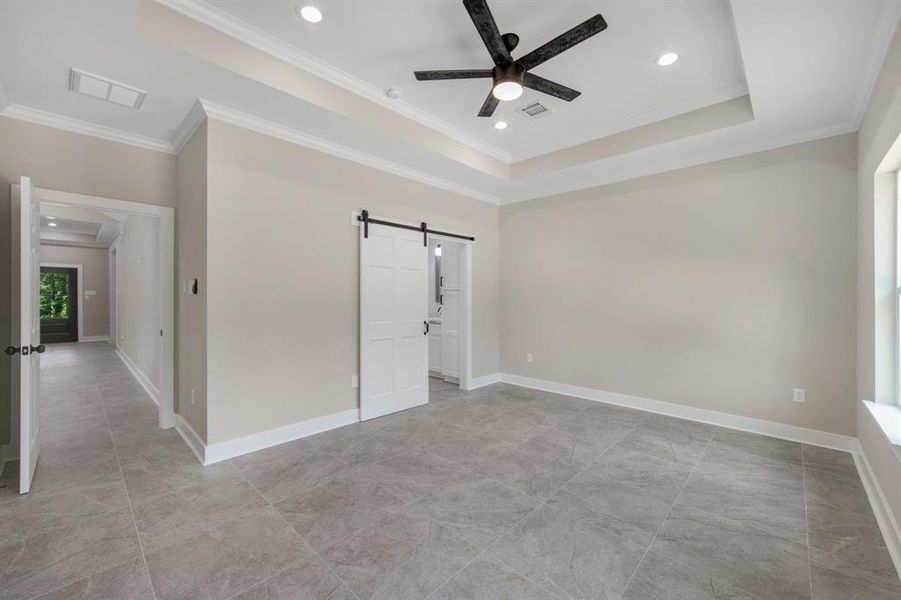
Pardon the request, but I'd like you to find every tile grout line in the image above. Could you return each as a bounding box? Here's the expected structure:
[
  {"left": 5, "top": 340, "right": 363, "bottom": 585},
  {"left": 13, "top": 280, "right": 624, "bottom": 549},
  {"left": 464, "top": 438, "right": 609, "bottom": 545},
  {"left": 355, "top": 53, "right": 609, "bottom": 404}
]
[
  {"left": 620, "top": 435, "right": 714, "bottom": 595},
  {"left": 20, "top": 347, "right": 158, "bottom": 600},
  {"left": 90, "top": 350, "right": 161, "bottom": 600},
  {"left": 801, "top": 447, "right": 814, "bottom": 599},
  {"left": 228, "top": 464, "right": 364, "bottom": 600},
  {"left": 421, "top": 497, "right": 558, "bottom": 600},
  {"left": 425, "top": 414, "right": 650, "bottom": 600}
]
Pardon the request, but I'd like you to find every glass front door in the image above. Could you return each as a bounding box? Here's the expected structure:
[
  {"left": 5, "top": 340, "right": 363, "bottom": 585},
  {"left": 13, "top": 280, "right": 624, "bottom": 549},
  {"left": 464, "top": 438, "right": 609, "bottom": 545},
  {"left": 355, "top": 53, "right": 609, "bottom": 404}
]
[{"left": 40, "top": 266, "right": 78, "bottom": 343}]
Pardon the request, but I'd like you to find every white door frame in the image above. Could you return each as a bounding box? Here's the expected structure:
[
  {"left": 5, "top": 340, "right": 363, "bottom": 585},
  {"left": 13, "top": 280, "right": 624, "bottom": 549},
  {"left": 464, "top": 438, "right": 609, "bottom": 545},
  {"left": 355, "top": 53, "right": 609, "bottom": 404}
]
[
  {"left": 353, "top": 211, "right": 474, "bottom": 392},
  {"left": 39, "top": 262, "right": 84, "bottom": 342},
  {"left": 29, "top": 186, "right": 176, "bottom": 429}
]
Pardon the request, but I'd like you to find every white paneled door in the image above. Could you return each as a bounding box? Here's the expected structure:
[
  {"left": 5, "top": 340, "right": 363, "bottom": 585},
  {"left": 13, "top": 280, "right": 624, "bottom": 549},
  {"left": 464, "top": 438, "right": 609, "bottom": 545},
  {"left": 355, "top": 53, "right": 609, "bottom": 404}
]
[
  {"left": 10, "top": 176, "right": 41, "bottom": 493},
  {"left": 360, "top": 221, "right": 429, "bottom": 421}
]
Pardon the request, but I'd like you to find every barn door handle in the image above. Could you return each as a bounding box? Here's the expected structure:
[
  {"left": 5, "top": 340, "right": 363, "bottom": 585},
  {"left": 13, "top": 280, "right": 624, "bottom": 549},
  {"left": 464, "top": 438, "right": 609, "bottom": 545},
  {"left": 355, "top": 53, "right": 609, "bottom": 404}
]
[
  {"left": 30, "top": 344, "right": 45, "bottom": 354},
  {"left": 424, "top": 321, "right": 430, "bottom": 335},
  {"left": 3, "top": 346, "right": 20, "bottom": 356}
]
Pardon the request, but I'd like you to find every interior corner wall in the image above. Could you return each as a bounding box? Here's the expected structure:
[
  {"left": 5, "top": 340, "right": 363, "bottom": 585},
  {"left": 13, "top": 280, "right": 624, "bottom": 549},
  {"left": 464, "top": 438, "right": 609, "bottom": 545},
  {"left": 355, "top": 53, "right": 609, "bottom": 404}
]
[
  {"left": 0, "top": 115, "right": 176, "bottom": 448},
  {"left": 203, "top": 118, "right": 500, "bottom": 445},
  {"left": 501, "top": 133, "right": 858, "bottom": 436},
  {"left": 39, "top": 245, "right": 111, "bottom": 338},
  {"left": 857, "top": 23, "right": 901, "bottom": 537},
  {"left": 175, "top": 121, "right": 208, "bottom": 442}
]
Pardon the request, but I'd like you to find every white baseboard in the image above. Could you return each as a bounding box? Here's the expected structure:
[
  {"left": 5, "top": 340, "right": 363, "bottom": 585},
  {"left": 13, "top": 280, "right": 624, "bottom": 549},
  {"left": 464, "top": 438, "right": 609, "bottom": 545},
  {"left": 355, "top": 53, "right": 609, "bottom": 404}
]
[
  {"left": 854, "top": 440, "right": 901, "bottom": 578},
  {"left": 175, "top": 414, "right": 207, "bottom": 465},
  {"left": 175, "top": 408, "right": 360, "bottom": 466},
  {"left": 498, "top": 373, "right": 857, "bottom": 452},
  {"left": 467, "top": 373, "right": 501, "bottom": 390},
  {"left": 80, "top": 335, "right": 110, "bottom": 343},
  {"left": 205, "top": 408, "right": 360, "bottom": 465},
  {"left": 115, "top": 347, "right": 160, "bottom": 406}
]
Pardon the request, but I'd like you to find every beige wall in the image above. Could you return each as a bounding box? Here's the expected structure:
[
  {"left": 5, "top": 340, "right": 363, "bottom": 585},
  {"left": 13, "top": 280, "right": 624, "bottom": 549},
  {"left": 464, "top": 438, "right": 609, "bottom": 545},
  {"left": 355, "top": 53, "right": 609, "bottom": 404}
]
[
  {"left": 116, "top": 215, "right": 160, "bottom": 388},
  {"left": 39, "top": 245, "right": 110, "bottom": 339},
  {"left": 204, "top": 119, "right": 500, "bottom": 444},
  {"left": 501, "top": 134, "right": 858, "bottom": 436},
  {"left": 857, "top": 25, "right": 901, "bottom": 542},
  {"left": 0, "top": 116, "right": 176, "bottom": 446},
  {"left": 175, "top": 123, "right": 208, "bottom": 441}
]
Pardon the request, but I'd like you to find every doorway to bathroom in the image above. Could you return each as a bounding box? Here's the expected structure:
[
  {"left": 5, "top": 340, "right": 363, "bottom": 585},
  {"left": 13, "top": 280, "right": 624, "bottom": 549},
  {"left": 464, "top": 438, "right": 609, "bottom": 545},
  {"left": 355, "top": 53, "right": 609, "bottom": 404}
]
[{"left": 428, "top": 238, "right": 465, "bottom": 385}]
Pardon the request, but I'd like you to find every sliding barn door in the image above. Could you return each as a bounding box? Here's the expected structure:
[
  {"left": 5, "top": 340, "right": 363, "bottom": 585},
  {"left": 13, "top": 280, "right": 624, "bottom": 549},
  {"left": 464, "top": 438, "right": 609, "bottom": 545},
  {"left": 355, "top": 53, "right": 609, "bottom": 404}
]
[{"left": 360, "top": 221, "right": 429, "bottom": 420}]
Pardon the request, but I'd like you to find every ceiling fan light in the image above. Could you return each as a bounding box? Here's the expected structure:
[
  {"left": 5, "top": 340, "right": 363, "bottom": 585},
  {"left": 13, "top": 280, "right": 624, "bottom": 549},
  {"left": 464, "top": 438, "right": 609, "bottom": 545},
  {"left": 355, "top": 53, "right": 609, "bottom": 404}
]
[{"left": 492, "top": 81, "right": 523, "bottom": 102}]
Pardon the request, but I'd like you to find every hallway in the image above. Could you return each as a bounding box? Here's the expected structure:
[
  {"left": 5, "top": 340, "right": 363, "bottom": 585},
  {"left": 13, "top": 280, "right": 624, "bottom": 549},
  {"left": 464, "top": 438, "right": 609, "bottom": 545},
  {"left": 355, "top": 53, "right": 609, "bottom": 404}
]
[{"left": 0, "top": 342, "right": 356, "bottom": 600}]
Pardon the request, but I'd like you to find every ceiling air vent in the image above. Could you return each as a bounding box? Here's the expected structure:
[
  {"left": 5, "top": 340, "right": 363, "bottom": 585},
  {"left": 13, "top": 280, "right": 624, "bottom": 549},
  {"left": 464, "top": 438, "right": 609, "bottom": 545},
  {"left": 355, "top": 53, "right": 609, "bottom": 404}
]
[
  {"left": 517, "top": 101, "right": 552, "bottom": 120},
  {"left": 69, "top": 68, "right": 146, "bottom": 110}
]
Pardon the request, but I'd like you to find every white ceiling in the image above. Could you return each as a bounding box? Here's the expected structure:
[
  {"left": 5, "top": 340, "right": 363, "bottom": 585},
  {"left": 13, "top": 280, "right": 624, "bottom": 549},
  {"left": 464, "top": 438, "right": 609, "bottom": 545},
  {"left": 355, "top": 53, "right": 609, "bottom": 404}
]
[
  {"left": 39, "top": 205, "right": 124, "bottom": 248},
  {"left": 41, "top": 216, "right": 100, "bottom": 236},
  {"left": 206, "top": 0, "right": 748, "bottom": 161},
  {"left": 1, "top": 0, "right": 899, "bottom": 204}
]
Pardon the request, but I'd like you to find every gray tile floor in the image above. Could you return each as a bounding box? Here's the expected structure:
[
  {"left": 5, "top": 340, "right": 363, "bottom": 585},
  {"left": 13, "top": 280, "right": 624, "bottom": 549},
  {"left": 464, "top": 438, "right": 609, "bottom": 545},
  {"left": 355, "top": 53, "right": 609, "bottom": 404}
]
[{"left": 0, "top": 342, "right": 899, "bottom": 599}]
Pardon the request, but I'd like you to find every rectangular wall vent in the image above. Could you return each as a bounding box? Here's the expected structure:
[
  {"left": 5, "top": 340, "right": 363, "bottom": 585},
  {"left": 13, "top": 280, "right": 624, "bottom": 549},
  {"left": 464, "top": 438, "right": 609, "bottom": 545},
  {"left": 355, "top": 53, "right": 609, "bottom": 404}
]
[
  {"left": 517, "top": 101, "right": 551, "bottom": 120},
  {"left": 69, "top": 68, "right": 147, "bottom": 110}
]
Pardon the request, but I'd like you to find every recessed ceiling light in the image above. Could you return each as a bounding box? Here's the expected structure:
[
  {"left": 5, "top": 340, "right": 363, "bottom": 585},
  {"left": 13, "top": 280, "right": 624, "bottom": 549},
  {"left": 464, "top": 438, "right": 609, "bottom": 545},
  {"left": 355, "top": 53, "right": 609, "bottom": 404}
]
[
  {"left": 48, "top": 222, "right": 57, "bottom": 227},
  {"left": 494, "top": 121, "right": 508, "bottom": 130},
  {"left": 657, "top": 52, "right": 679, "bottom": 67},
  {"left": 298, "top": 5, "right": 322, "bottom": 23},
  {"left": 386, "top": 87, "right": 404, "bottom": 100},
  {"left": 46, "top": 216, "right": 55, "bottom": 220}
]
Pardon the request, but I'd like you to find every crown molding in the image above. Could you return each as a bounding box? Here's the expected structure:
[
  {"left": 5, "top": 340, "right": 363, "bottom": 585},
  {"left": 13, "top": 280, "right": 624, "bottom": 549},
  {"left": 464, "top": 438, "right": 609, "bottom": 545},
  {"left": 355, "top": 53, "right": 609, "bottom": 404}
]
[
  {"left": 0, "top": 104, "right": 175, "bottom": 154},
  {"left": 851, "top": 0, "right": 901, "bottom": 129},
  {"left": 502, "top": 120, "right": 858, "bottom": 205},
  {"left": 155, "top": 0, "right": 512, "bottom": 164},
  {"left": 172, "top": 99, "right": 207, "bottom": 153},
  {"left": 198, "top": 99, "right": 502, "bottom": 205},
  {"left": 512, "top": 82, "right": 750, "bottom": 163}
]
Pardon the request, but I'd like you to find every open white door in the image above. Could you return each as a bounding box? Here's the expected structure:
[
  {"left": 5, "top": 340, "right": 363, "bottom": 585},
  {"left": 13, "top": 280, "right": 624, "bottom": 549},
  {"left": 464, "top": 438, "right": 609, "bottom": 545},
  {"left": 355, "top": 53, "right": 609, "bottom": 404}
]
[
  {"left": 9, "top": 176, "right": 41, "bottom": 493},
  {"left": 360, "top": 221, "right": 429, "bottom": 420}
]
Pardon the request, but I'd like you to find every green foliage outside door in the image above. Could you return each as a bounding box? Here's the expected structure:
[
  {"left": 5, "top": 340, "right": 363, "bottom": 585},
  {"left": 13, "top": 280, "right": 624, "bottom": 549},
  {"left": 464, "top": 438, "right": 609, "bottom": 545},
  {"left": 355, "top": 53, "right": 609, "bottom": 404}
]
[{"left": 40, "top": 271, "right": 70, "bottom": 320}]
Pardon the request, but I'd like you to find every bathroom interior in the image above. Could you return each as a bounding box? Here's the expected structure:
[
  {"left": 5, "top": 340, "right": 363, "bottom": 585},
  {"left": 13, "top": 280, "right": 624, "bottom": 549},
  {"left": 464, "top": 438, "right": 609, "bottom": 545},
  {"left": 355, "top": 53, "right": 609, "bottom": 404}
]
[{"left": 427, "top": 238, "right": 463, "bottom": 385}]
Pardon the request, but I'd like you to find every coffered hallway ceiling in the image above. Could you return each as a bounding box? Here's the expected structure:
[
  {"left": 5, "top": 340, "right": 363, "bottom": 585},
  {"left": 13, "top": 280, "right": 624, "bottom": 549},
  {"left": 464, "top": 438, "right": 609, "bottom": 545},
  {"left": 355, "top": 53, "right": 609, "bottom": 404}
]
[{"left": 1, "top": 0, "right": 899, "bottom": 204}]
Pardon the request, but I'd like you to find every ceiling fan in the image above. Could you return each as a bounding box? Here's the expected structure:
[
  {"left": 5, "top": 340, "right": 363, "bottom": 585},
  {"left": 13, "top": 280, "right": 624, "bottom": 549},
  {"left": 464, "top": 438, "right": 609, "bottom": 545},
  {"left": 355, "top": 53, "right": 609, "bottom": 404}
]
[{"left": 414, "top": 0, "right": 607, "bottom": 117}]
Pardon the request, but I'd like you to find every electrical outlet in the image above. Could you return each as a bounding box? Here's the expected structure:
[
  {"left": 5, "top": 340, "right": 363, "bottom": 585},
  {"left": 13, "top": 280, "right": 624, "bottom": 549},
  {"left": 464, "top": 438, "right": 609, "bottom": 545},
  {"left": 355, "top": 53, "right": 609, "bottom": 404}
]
[
  {"left": 190, "top": 389, "right": 196, "bottom": 406},
  {"left": 527, "top": 353, "right": 533, "bottom": 364},
  {"left": 351, "top": 375, "right": 359, "bottom": 388},
  {"left": 792, "top": 388, "right": 806, "bottom": 404}
]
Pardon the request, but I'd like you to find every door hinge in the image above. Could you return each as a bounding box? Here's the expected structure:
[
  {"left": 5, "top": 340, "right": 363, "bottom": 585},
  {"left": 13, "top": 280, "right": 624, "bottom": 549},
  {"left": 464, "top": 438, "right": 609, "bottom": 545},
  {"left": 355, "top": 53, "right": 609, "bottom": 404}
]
[{"left": 160, "top": 329, "right": 163, "bottom": 337}]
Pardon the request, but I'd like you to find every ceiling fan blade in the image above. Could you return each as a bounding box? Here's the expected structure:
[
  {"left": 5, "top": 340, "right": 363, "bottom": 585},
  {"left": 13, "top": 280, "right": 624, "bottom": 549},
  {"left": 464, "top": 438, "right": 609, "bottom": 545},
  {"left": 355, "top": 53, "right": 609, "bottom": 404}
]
[
  {"left": 523, "top": 72, "right": 581, "bottom": 101},
  {"left": 463, "top": 0, "right": 511, "bottom": 65},
  {"left": 477, "top": 90, "right": 499, "bottom": 117},
  {"left": 517, "top": 14, "right": 607, "bottom": 71},
  {"left": 414, "top": 69, "right": 493, "bottom": 81}
]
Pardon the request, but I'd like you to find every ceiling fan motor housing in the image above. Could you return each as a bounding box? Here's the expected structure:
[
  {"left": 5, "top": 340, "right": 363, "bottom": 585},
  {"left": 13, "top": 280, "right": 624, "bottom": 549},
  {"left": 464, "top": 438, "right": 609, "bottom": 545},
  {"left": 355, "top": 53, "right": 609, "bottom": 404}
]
[{"left": 493, "top": 62, "right": 524, "bottom": 88}]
